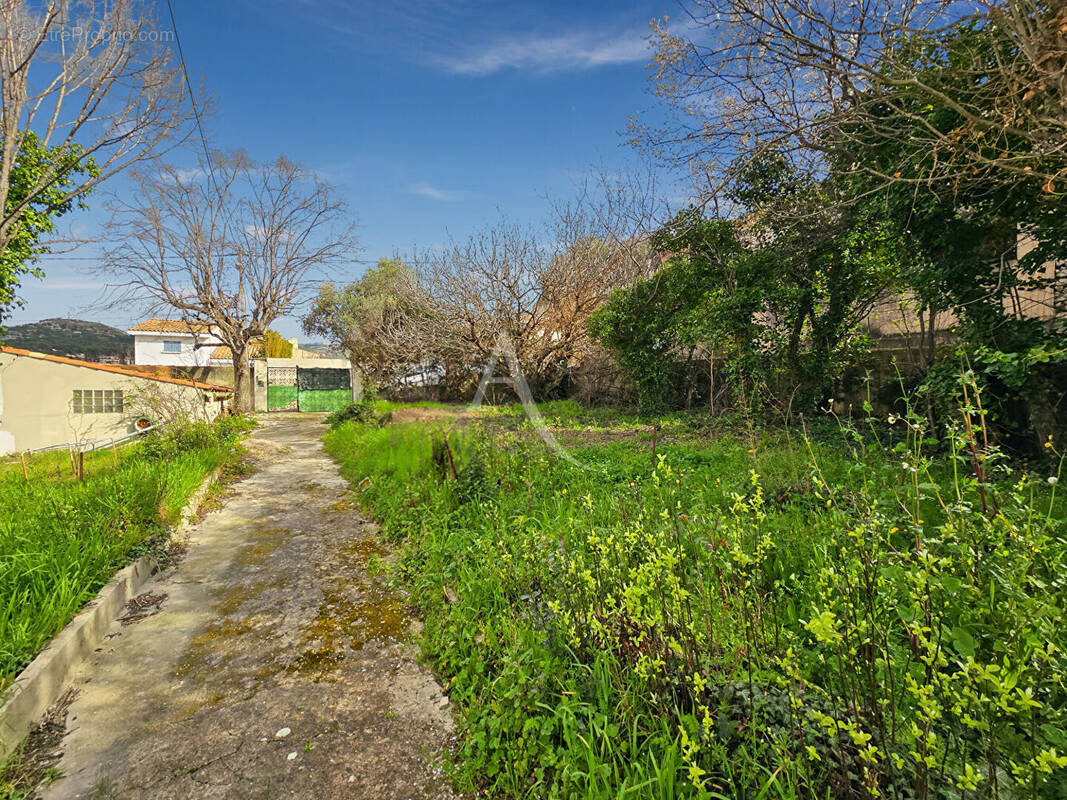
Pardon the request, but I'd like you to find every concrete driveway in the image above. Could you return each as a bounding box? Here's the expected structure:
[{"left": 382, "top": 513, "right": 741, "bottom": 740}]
[{"left": 42, "top": 414, "right": 457, "bottom": 799}]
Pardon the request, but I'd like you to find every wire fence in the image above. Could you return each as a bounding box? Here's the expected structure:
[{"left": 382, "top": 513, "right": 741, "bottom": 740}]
[
  {"left": 20, "top": 423, "right": 162, "bottom": 456},
  {"left": 12, "top": 423, "right": 164, "bottom": 482}
]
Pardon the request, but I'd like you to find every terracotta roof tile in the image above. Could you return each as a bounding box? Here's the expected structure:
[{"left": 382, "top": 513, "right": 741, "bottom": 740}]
[
  {"left": 0, "top": 346, "right": 232, "bottom": 393},
  {"left": 210, "top": 345, "right": 233, "bottom": 361},
  {"left": 127, "top": 318, "right": 215, "bottom": 334}
]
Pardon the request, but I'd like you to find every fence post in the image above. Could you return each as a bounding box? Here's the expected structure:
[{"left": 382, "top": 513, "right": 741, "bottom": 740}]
[
  {"left": 77, "top": 451, "right": 85, "bottom": 482},
  {"left": 20, "top": 451, "right": 28, "bottom": 481},
  {"left": 442, "top": 433, "right": 458, "bottom": 480}
]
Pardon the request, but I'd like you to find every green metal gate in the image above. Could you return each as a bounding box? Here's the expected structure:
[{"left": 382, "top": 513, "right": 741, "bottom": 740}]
[
  {"left": 267, "top": 365, "right": 351, "bottom": 412},
  {"left": 266, "top": 366, "right": 298, "bottom": 411},
  {"left": 296, "top": 367, "right": 351, "bottom": 412}
]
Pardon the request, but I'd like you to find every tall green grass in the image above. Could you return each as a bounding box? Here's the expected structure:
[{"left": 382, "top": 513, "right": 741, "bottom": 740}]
[
  {"left": 480, "top": 398, "right": 695, "bottom": 432},
  {"left": 325, "top": 402, "right": 1066, "bottom": 799},
  {"left": 0, "top": 445, "right": 125, "bottom": 482},
  {"left": 0, "top": 418, "right": 249, "bottom": 689}
]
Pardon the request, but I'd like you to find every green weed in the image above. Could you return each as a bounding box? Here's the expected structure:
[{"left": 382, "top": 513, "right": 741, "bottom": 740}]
[{"left": 326, "top": 391, "right": 1066, "bottom": 799}]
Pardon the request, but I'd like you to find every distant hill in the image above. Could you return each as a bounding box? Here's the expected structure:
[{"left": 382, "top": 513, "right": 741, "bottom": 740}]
[
  {"left": 300, "top": 342, "right": 346, "bottom": 359},
  {"left": 0, "top": 318, "right": 134, "bottom": 362}
]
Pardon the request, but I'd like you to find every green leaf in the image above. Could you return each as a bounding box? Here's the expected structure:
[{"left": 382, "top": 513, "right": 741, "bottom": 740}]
[
  {"left": 951, "top": 626, "right": 975, "bottom": 659},
  {"left": 941, "top": 575, "right": 964, "bottom": 594}
]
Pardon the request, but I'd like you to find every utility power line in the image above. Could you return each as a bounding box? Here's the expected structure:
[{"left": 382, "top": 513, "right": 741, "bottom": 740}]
[{"left": 163, "top": 0, "right": 222, "bottom": 199}]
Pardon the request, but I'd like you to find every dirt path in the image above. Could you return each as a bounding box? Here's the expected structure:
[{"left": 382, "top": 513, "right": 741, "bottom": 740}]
[{"left": 41, "top": 415, "right": 457, "bottom": 800}]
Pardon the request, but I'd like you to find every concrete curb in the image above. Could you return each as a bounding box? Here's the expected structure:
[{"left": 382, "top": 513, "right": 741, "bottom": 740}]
[{"left": 0, "top": 464, "right": 224, "bottom": 758}]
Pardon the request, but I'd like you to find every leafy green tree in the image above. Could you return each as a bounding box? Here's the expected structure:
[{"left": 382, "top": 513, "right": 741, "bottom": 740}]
[
  {"left": 592, "top": 169, "right": 907, "bottom": 416},
  {"left": 837, "top": 20, "right": 1067, "bottom": 449},
  {"left": 0, "top": 133, "right": 97, "bottom": 328},
  {"left": 729, "top": 155, "right": 909, "bottom": 408},
  {"left": 640, "top": 3, "right": 1064, "bottom": 445},
  {"left": 841, "top": 23, "right": 1062, "bottom": 333},
  {"left": 303, "top": 258, "right": 426, "bottom": 388},
  {"left": 589, "top": 214, "right": 747, "bottom": 414}
]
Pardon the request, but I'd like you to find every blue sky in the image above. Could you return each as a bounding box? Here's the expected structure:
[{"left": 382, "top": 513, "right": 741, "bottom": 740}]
[{"left": 9, "top": 0, "right": 678, "bottom": 339}]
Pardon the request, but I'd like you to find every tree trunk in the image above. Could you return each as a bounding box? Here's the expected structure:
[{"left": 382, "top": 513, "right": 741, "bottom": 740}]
[{"left": 230, "top": 344, "right": 252, "bottom": 413}]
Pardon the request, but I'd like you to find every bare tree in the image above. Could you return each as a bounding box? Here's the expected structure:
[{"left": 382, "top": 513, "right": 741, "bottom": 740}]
[
  {"left": 103, "top": 150, "right": 357, "bottom": 411},
  {"left": 0, "top": 0, "right": 195, "bottom": 254},
  {"left": 298, "top": 167, "right": 667, "bottom": 401},
  {"left": 410, "top": 219, "right": 552, "bottom": 393},
  {"left": 637, "top": 0, "right": 1067, "bottom": 201},
  {"left": 407, "top": 170, "right": 665, "bottom": 396},
  {"left": 540, "top": 167, "right": 666, "bottom": 369}
]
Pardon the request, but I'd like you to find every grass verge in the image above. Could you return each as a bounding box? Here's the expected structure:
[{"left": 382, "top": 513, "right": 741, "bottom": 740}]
[{"left": 0, "top": 416, "right": 253, "bottom": 691}]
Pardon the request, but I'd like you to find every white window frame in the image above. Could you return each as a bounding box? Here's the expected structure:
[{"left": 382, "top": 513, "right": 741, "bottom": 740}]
[{"left": 161, "top": 340, "right": 183, "bottom": 354}]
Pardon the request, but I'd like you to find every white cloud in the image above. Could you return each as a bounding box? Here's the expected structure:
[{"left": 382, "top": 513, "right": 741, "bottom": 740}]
[
  {"left": 408, "top": 183, "right": 466, "bottom": 202},
  {"left": 174, "top": 167, "right": 207, "bottom": 182},
  {"left": 437, "top": 27, "right": 651, "bottom": 76},
  {"left": 245, "top": 224, "right": 297, "bottom": 243}
]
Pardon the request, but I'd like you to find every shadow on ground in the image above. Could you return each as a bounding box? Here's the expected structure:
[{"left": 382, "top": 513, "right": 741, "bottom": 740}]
[{"left": 41, "top": 414, "right": 458, "bottom": 800}]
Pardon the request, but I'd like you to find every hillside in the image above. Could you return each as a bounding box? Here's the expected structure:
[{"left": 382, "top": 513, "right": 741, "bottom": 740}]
[
  {"left": 0, "top": 318, "right": 134, "bottom": 362},
  {"left": 300, "top": 341, "right": 346, "bottom": 359}
]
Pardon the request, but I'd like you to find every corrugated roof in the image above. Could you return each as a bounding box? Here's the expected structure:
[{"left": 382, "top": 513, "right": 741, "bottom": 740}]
[
  {"left": 127, "top": 318, "right": 215, "bottom": 334},
  {"left": 0, "top": 347, "right": 233, "bottom": 393}
]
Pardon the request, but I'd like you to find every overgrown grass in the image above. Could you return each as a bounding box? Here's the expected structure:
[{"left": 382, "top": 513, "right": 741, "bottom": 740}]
[
  {"left": 0, "top": 444, "right": 128, "bottom": 482},
  {"left": 481, "top": 398, "right": 695, "bottom": 432},
  {"left": 325, "top": 394, "right": 1066, "bottom": 799},
  {"left": 0, "top": 416, "right": 252, "bottom": 690},
  {"left": 374, "top": 399, "right": 453, "bottom": 414}
]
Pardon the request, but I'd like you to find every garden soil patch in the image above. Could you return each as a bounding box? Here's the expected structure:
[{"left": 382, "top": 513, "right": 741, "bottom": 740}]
[{"left": 39, "top": 415, "right": 458, "bottom": 799}]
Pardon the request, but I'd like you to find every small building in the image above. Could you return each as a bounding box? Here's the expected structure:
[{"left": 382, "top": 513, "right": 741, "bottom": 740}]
[
  {"left": 0, "top": 346, "right": 232, "bottom": 455},
  {"left": 252, "top": 357, "right": 360, "bottom": 413},
  {"left": 127, "top": 319, "right": 229, "bottom": 367}
]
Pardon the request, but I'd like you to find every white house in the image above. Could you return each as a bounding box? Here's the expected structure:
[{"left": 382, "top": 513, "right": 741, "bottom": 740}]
[{"left": 127, "top": 319, "right": 231, "bottom": 367}]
